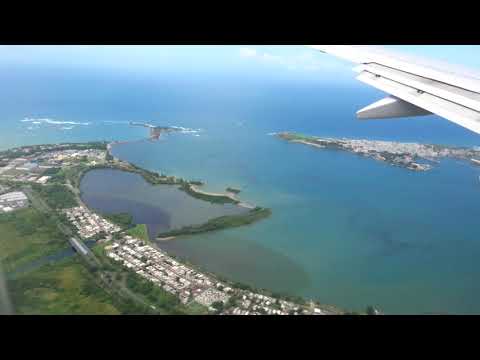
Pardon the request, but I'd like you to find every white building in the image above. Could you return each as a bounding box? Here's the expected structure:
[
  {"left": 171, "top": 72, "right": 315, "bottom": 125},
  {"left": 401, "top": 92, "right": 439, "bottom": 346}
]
[{"left": 0, "top": 191, "right": 28, "bottom": 202}]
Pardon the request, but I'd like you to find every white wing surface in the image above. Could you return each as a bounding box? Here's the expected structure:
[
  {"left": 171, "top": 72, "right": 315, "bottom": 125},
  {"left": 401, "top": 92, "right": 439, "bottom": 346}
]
[{"left": 310, "top": 45, "right": 480, "bottom": 135}]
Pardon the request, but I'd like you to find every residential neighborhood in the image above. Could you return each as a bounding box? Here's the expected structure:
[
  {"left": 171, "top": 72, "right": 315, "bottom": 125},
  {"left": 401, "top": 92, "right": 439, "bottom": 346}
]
[
  {"left": 105, "top": 236, "right": 333, "bottom": 315},
  {"left": 64, "top": 206, "right": 121, "bottom": 239}
]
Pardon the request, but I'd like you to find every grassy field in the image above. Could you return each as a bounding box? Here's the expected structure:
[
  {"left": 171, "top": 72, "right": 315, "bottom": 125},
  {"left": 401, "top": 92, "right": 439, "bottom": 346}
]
[
  {"left": 0, "top": 208, "right": 70, "bottom": 272},
  {"left": 0, "top": 203, "right": 123, "bottom": 315},
  {"left": 0, "top": 205, "right": 199, "bottom": 315},
  {"left": 63, "top": 164, "right": 90, "bottom": 189},
  {"left": 103, "top": 213, "right": 134, "bottom": 230},
  {"left": 126, "top": 224, "right": 150, "bottom": 243},
  {"left": 31, "top": 183, "right": 78, "bottom": 209},
  {"left": 8, "top": 257, "right": 121, "bottom": 315}
]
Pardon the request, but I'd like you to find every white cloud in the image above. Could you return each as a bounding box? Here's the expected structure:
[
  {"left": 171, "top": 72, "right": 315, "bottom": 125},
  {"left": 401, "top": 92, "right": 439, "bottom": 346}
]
[
  {"left": 239, "top": 47, "right": 329, "bottom": 72},
  {"left": 239, "top": 47, "right": 257, "bottom": 58}
]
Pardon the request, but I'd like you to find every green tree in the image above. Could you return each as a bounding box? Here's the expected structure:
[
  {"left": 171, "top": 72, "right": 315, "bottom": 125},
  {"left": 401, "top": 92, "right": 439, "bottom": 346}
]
[
  {"left": 211, "top": 301, "right": 224, "bottom": 313},
  {"left": 366, "top": 306, "right": 377, "bottom": 315}
]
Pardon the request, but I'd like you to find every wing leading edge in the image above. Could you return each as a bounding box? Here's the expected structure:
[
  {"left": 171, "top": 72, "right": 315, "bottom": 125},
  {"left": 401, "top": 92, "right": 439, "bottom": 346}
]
[{"left": 310, "top": 45, "right": 480, "bottom": 135}]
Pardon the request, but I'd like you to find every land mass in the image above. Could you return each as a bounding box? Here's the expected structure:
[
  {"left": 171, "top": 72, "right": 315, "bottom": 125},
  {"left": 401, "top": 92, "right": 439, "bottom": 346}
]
[
  {"left": 226, "top": 187, "right": 241, "bottom": 194},
  {"left": 129, "top": 122, "right": 193, "bottom": 140},
  {"left": 0, "top": 141, "right": 351, "bottom": 315},
  {"left": 276, "top": 132, "right": 480, "bottom": 172},
  {"left": 156, "top": 207, "right": 272, "bottom": 238}
]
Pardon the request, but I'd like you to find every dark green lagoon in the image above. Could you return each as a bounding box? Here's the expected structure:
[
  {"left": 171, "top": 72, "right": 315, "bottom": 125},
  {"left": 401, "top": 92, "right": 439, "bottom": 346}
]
[{"left": 80, "top": 168, "right": 247, "bottom": 239}]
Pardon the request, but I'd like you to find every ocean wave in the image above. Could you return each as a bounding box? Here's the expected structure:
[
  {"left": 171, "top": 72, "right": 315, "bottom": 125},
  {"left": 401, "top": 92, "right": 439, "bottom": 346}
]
[
  {"left": 21, "top": 118, "right": 91, "bottom": 126},
  {"left": 170, "top": 126, "right": 203, "bottom": 134},
  {"left": 103, "top": 120, "right": 131, "bottom": 125}
]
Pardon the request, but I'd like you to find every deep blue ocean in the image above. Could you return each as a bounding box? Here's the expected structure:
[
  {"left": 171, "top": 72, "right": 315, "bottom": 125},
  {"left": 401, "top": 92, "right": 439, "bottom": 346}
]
[{"left": 2, "top": 64, "right": 480, "bottom": 314}]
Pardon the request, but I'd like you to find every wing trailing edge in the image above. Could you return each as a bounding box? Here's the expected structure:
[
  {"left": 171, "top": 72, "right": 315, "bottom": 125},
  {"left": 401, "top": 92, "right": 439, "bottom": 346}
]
[
  {"left": 356, "top": 96, "right": 431, "bottom": 119},
  {"left": 310, "top": 45, "right": 480, "bottom": 135}
]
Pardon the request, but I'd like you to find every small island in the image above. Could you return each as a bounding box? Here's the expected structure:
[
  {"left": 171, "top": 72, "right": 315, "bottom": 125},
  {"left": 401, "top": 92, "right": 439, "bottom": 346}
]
[
  {"left": 226, "top": 187, "right": 241, "bottom": 194},
  {"left": 276, "top": 132, "right": 480, "bottom": 172},
  {"left": 129, "top": 122, "right": 182, "bottom": 140},
  {"left": 178, "top": 182, "right": 240, "bottom": 205},
  {"left": 156, "top": 207, "right": 272, "bottom": 238}
]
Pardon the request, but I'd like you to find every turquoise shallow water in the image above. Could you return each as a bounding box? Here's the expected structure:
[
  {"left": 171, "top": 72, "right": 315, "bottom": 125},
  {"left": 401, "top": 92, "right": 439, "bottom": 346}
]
[
  {"left": 112, "top": 130, "right": 480, "bottom": 314},
  {"left": 2, "top": 65, "right": 480, "bottom": 314}
]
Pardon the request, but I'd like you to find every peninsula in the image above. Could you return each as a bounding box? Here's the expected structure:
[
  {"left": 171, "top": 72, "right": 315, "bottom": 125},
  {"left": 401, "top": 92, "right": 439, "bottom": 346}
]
[{"left": 276, "top": 132, "right": 480, "bottom": 171}]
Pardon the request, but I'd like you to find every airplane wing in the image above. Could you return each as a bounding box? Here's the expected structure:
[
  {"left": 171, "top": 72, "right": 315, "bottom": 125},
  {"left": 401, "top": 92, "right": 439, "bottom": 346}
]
[{"left": 309, "top": 45, "right": 480, "bottom": 135}]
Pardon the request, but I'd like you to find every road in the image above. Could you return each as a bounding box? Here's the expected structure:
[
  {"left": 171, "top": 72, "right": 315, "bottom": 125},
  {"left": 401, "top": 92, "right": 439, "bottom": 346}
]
[{"left": 22, "top": 184, "right": 164, "bottom": 314}]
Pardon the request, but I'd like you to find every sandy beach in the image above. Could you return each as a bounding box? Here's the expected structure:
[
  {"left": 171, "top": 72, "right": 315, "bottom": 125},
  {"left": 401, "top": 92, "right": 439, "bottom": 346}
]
[
  {"left": 157, "top": 236, "right": 176, "bottom": 241},
  {"left": 189, "top": 185, "right": 256, "bottom": 209},
  {"left": 190, "top": 185, "right": 238, "bottom": 201},
  {"left": 291, "top": 140, "right": 326, "bottom": 148}
]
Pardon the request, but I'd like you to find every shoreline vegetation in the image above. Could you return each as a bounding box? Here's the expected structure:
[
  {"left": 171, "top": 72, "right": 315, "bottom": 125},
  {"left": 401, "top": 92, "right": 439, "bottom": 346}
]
[
  {"left": 105, "top": 144, "right": 270, "bottom": 238},
  {"left": 106, "top": 141, "right": 261, "bottom": 211},
  {"left": 1, "top": 139, "right": 268, "bottom": 233},
  {"left": 53, "top": 141, "right": 270, "bottom": 239},
  {"left": 226, "top": 187, "right": 241, "bottom": 194},
  {"left": 156, "top": 207, "right": 272, "bottom": 239},
  {"left": 179, "top": 183, "right": 240, "bottom": 205},
  {"left": 126, "top": 224, "right": 150, "bottom": 244}
]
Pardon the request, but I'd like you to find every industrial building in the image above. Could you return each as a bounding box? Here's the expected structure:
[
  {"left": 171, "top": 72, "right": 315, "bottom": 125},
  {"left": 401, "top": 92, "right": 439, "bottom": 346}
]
[{"left": 0, "top": 191, "right": 29, "bottom": 213}]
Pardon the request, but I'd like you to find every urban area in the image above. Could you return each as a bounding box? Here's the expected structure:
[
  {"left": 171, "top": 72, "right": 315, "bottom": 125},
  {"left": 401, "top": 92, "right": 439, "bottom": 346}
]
[{"left": 277, "top": 132, "right": 480, "bottom": 171}]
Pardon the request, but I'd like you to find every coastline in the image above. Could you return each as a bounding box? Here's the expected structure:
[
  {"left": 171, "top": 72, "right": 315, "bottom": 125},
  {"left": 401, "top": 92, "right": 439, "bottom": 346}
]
[
  {"left": 276, "top": 131, "right": 480, "bottom": 172},
  {"left": 108, "top": 141, "right": 258, "bottom": 209},
  {"left": 157, "top": 236, "right": 176, "bottom": 241},
  {"left": 0, "top": 139, "right": 342, "bottom": 315},
  {"left": 105, "top": 141, "right": 272, "bottom": 238},
  {"left": 189, "top": 184, "right": 238, "bottom": 202}
]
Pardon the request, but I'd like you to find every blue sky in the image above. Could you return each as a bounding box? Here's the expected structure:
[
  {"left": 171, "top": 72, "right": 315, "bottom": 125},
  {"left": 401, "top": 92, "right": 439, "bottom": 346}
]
[{"left": 1, "top": 45, "right": 480, "bottom": 84}]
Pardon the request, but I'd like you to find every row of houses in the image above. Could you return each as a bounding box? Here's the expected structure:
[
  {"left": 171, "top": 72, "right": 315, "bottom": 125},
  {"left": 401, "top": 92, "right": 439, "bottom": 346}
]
[
  {"left": 106, "top": 236, "right": 231, "bottom": 307},
  {"left": 104, "top": 236, "right": 329, "bottom": 315},
  {"left": 64, "top": 206, "right": 121, "bottom": 239}
]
